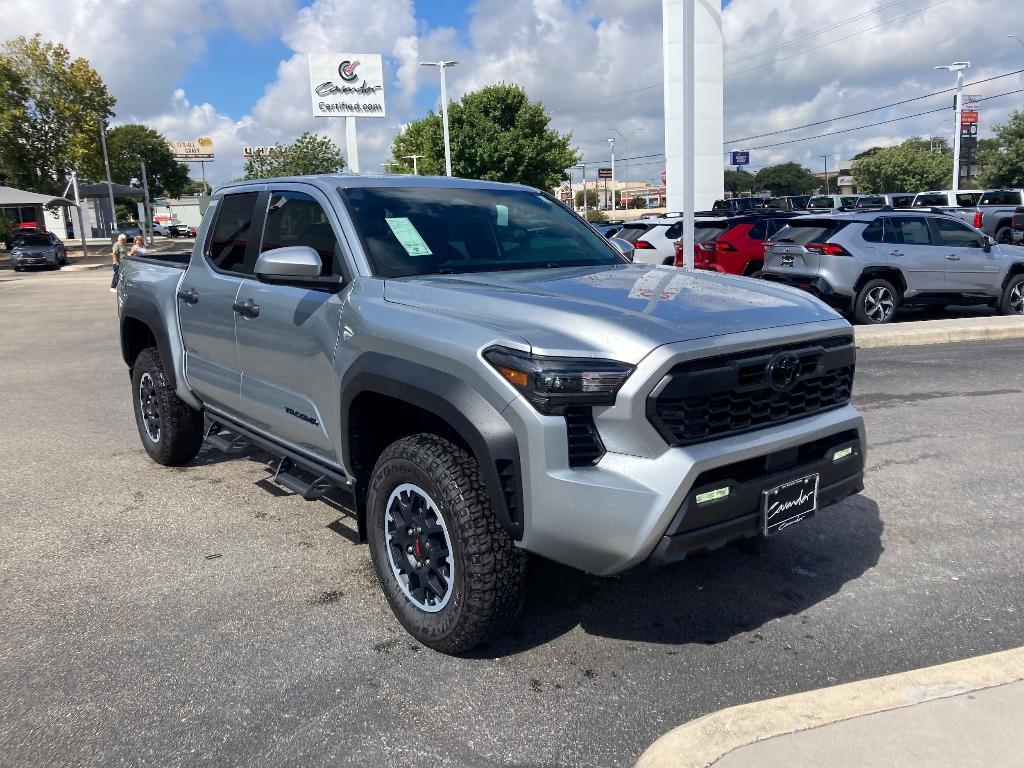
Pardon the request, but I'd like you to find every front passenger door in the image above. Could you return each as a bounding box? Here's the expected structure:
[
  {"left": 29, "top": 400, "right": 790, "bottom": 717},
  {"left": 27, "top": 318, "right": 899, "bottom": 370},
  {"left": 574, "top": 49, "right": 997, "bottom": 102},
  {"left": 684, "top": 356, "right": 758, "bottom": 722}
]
[{"left": 930, "top": 216, "right": 1000, "bottom": 293}]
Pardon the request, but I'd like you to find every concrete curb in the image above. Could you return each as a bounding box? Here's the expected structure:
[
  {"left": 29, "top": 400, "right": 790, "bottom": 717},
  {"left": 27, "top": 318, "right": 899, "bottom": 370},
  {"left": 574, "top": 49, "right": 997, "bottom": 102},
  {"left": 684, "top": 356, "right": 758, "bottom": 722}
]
[
  {"left": 854, "top": 315, "right": 1024, "bottom": 348},
  {"left": 634, "top": 646, "right": 1024, "bottom": 768}
]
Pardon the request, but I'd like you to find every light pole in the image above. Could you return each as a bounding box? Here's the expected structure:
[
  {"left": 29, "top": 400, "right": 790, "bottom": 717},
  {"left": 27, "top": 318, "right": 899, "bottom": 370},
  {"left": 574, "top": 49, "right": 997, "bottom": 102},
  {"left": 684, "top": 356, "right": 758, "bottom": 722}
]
[
  {"left": 420, "top": 61, "right": 458, "bottom": 176},
  {"left": 403, "top": 154, "right": 424, "bottom": 175},
  {"left": 935, "top": 61, "right": 970, "bottom": 192},
  {"left": 609, "top": 127, "right": 644, "bottom": 187},
  {"left": 606, "top": 138, "right": 615, "bottom": 211},
  {"left": 98, "top": 119, "right": 116, "bottom": 237},
  {"left": 577, "top": 163, "right": 588, "bottom": 218},
  {"left": 1007, "top": 34, "right": 1024, "bottom": 50},
  {"left": 821, "top": 155, "right": 830, "bottom": 194}
]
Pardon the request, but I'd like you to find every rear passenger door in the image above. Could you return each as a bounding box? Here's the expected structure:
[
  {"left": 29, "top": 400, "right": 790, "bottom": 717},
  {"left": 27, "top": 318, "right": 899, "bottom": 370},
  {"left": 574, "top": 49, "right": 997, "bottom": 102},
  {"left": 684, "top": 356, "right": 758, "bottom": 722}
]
[
  {"left": 178, "top": 191, "right": 262, "bottom": 414},
  {"left": 884, "top": 216, "right": 944, "bottom": 293},
  {"left": 234, "top": 185, "right": 353, "bottom": 462},
  {"left": 930, "top": 216, "right": 1000, "bottom": 293}
]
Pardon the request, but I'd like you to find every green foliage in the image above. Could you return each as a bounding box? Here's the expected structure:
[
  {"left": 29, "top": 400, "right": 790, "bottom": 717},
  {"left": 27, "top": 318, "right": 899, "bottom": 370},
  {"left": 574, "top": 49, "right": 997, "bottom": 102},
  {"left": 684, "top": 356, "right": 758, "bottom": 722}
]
[
  {"left": 584, "top": 208, "right": 605, "bottom": 222},
  {"left": 628, "top": 197, "right": 647, "bottom": 209},
  {"left": 389, "top": 83, "right": 579, "bottom": 189},
  {"left": 852, "top": 138, "right": 952, "bottom": 193},
  {"left": 724, "top": 168, "right": 756, "bottom": 194},
  {"left": 0, "top": 35, "right": 115, "bottom": 194},
  {"left": 574, "top": 188, "right": 599, "bottom": 208},
  {"left": 104, "top": 124, "right": 190, "bottom": 197},
  {"left": 0, "top": 215, "right": 12, "bottom": 245},
  {"left": 241, "top": 132, "right": 346, "bottom": 180},
  {"left": 752, "top": 163, "right": 819, "bottom": 196},
  {"left": 979, "top": 111, "right": 1024, "bottom": 188}
]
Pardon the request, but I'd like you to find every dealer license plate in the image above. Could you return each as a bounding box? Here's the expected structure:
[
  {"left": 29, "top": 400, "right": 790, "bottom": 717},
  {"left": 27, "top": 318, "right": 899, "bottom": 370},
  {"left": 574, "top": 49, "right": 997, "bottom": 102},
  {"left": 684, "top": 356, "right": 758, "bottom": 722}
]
[{"left": 762, "top": 474, "right": 818, "bottom": 536}]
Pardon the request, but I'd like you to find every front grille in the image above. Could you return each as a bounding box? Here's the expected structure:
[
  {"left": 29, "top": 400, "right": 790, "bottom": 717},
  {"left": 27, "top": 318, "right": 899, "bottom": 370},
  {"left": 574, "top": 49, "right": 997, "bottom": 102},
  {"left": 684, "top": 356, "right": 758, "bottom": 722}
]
[
  {"left": 565, "top": 408, "right": 605, "bottom": 466},
  {"left": 649, "top": 336, "right": 855, "bottom": 446}
]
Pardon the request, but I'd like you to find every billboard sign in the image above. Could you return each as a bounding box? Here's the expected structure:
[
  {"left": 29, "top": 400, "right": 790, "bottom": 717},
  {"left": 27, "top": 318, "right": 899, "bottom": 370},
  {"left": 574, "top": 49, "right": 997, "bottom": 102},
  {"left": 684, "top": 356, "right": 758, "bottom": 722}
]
[
  {"left": 598, "top": 167, "right": 612, "bottom": 179},
  {"left": 960, "top": 110, "right": 979, "bottom": 125},
  {"left": 308, "top": 53, "right": 386, "bottom": 118},
  {"left": 168, "top": 137, "right": 214, "bottom": 161},
  {"left": 243, "top": 146, "right": 287, "bottom": 158},
  {"left": 730, "top": 150, "right": 750, "bottom": 166}
]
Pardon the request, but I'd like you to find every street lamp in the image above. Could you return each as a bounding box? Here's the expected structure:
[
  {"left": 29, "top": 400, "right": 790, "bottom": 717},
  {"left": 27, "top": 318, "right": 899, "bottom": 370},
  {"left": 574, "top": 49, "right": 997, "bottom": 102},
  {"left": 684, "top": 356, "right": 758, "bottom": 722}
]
[
  {"left": 419, "top": 60, "right": 458, "bottom": 176},
  {"left": 403, "top": 154, "right": 424, "bottom": 175},
  {"left": 1007, "top": 34, "right": 1024, "bottom": 51},
  {"left": 609, "top": 127, "right": 644, "bottom": 179},
  {"left": 606, "top": 138, "right": 615, "bottom": 211},
  {"left": 935, "top": 61, "right": 970, "bottom": 193}
]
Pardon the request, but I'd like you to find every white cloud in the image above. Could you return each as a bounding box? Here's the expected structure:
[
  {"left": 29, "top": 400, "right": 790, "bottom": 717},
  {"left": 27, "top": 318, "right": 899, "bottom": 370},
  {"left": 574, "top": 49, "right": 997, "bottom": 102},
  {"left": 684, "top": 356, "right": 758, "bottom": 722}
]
[{"left": 8, "top": 0, "right": 1024, "bottom": 188}]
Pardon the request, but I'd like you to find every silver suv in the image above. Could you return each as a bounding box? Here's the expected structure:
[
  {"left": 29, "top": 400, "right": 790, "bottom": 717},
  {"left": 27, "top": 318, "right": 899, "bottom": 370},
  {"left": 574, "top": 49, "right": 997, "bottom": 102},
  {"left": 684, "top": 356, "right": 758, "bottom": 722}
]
[{"left": 762, "top": 210, "right": 1024, "bottom": 323}]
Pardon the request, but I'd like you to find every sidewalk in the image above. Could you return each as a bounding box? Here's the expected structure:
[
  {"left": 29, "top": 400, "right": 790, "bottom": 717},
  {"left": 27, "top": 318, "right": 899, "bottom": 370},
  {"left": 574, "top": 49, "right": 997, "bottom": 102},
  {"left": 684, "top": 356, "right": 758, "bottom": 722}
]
[{"left": 636, "top": 647, "right": 1024, "bottom": 768}]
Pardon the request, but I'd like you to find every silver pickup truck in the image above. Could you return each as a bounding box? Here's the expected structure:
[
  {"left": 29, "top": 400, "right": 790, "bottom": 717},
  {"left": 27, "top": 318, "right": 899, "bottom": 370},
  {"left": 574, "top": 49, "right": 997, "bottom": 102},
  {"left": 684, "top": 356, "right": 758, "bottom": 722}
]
[
  {"left": 926, "top": 189, "right": 1024, "bottom": 244},
  {"left": 117, "top": 175, "right": 866, "bottom": 653}
]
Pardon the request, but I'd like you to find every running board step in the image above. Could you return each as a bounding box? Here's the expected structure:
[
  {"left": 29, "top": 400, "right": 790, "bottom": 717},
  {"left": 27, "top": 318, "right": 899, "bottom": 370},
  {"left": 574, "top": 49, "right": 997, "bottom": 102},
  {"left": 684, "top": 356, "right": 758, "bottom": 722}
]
[
  {"left": 204, "top": 422, "right": 250, "bottom": 455},
  {"left": 274, "top": 458, "right": 335, "bottom": 501}
]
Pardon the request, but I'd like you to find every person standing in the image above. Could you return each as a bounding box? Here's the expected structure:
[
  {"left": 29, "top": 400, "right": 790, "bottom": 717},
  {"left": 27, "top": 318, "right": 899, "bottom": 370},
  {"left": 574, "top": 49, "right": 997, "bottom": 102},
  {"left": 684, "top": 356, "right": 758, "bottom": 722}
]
[
  {"left": 129, "top": 235, "right": 147, "bottom": 258},
  {"left": 111, "top": 234, "right": 129, "bottom": 292}
]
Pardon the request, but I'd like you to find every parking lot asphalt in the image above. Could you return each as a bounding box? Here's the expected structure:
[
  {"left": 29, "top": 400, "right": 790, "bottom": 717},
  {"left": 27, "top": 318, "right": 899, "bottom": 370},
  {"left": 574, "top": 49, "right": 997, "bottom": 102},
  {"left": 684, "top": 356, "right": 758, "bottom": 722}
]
[{"left": 1, "top": 269, "right": 1022, "bottom": 768}]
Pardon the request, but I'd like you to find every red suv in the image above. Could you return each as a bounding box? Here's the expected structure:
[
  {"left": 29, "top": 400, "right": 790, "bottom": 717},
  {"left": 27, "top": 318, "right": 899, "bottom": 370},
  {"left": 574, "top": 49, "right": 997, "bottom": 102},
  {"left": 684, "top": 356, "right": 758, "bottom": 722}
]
[{"left": 674, "top": 213, "right": 804, "bottom": 277}]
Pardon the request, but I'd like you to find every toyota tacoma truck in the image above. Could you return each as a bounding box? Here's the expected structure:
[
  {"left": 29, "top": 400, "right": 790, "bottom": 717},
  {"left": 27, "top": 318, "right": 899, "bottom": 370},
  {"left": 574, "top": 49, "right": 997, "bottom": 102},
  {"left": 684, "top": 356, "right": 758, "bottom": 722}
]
[{"left": 117, "top": 175, "right": 866, "bottom": 653}]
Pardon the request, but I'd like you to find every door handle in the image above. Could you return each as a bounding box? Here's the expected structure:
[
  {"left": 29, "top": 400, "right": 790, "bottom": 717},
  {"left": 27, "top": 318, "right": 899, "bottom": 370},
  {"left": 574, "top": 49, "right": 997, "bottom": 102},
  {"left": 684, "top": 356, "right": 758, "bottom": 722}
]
[
  {"left": 946, "top": 254, "right": 961, "bottom": 261},
  {"left": 888, "top": 250, "right": 904, "bottom": 257},
  {"left": 176, "top": 287, "right": 199, "bottom": 305},
  {"left": 232, "top": 298, "right": 260, "bottom": 318}
]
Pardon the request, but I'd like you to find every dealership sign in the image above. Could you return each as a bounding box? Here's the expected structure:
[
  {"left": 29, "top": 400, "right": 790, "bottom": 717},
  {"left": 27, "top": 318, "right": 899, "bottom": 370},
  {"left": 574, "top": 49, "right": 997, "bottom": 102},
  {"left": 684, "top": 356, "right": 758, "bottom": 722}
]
[
  {"left": 308, "top": 53, "right": 386, "bottom": 118},
  {"left": 168, "top": 137, "right": 214, "bottom": 161}
]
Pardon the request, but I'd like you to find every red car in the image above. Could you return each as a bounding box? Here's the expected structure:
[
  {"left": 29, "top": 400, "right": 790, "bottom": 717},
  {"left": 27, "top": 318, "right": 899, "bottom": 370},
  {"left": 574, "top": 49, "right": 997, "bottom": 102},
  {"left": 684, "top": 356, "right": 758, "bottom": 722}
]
[{"left": 674, "top": 213, "right": 804, "bottom": 277}]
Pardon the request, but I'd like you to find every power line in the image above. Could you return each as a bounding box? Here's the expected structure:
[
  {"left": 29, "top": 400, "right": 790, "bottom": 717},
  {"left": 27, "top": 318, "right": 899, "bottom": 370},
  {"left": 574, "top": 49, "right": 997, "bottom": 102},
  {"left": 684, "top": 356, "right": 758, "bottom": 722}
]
[
  {"left": 726, "top": 0, "right": 953, "bottom": 79},
  {"left": 725, "top": 0, "right": 913, "bottom": 66},
  {"left": 724, "top": 68, "right": 1024, "bottom": 145},
  {"left": 742, "top": 87, "right": 1023, "bottom": 151}
]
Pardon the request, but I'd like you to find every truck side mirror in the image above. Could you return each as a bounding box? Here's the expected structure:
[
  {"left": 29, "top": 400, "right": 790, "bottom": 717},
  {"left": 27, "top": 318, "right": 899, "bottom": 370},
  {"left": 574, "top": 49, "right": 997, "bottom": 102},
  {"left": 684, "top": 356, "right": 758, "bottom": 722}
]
[
  {"left": 255, "top": 246, "right": 323, "bottom": 280},
  {"left": 984, "top": 236, "right": 994, "bottom": 253}
]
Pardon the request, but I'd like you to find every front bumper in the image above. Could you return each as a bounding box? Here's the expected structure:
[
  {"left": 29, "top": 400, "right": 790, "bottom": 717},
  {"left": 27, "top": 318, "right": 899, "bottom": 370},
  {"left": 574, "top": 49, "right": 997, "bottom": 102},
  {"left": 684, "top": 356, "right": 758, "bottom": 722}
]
[
  {"left": 762, "top": 272, "right": 852, "bottom": 311},
  {"left": 11, "top": 252, "right": 58, "bottom": 267}
]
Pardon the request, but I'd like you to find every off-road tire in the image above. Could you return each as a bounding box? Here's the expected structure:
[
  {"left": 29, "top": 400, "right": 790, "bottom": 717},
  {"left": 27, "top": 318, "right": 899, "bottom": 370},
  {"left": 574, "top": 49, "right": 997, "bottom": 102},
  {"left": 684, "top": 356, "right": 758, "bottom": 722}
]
[
  {"left": 367, "top": 434, "right": 526, "bottom": 654},
  {"left": 131, "top": 347, "right": 204, "bottom": 466},
  {"left": 995, "top": 226, "right": 1013, "bottom": 246},
  {"left": 999, "top": 273, "right": 1024, "bottom": 315},
  {"left": 853, "top": 278, "right": 900, "bottom": 324}
]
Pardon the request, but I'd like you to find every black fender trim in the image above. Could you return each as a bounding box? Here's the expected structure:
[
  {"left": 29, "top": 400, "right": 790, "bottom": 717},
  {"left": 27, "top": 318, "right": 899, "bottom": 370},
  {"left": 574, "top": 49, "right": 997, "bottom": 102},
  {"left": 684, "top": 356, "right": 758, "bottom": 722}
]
[
  {"left": 120, "top": 293, "right": 178, "bottom": 389},
  {"left": 340, "top": 353, "right": 524, "bottom": 540}
]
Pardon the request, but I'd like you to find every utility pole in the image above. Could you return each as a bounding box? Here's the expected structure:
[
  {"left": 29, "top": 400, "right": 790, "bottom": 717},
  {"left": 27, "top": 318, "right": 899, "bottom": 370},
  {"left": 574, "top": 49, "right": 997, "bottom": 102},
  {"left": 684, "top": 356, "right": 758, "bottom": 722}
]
[
  {"left": 821, "top": 155, "right": 830, "bottom": 194},
  {"left": 70, "top": 170, "right": 88, "bottom": 258},
  {"left": 935, "top": 61, "right": 970, "bottom": 192},
  {"left": 403, "top": 154, "right": 424, "bottom": 175},
  {"left": 99, "top": 119, "right": 116, "bottom": 237},
  {"left": 420, "top": 61, "right": 458, "bottom": 176},
  {"left": 578, "top": 163, "right": 588, "bottom": 218},
  {"left": 140, "top": 161, "right": 152, "bottom": 246}
]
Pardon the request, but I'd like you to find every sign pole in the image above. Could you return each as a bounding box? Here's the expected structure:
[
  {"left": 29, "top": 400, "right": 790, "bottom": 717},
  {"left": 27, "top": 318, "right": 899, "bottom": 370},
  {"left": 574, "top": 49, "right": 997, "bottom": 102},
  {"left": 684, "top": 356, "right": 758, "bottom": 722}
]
[
  {"left": 140, "top": 160, "right": 153, "bottom": 246},
  {"left": 346, "top": 116, "right": 360, "bottom": 174},
  {"left": 201, "top": 161, "right": 208, "bottom": 195},
  {"left": 70, "top": 170, "right": 88, "bottom": 258},
  {"left": 952, "top": 70, "right": 964, "bottom": 193}
]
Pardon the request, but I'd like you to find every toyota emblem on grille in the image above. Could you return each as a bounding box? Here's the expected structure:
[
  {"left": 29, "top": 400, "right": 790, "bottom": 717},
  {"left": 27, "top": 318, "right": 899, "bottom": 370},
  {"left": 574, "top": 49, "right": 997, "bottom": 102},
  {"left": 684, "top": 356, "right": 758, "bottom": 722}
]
[{"left": 767, "top": 353, "right": 801, "bottom": 391}]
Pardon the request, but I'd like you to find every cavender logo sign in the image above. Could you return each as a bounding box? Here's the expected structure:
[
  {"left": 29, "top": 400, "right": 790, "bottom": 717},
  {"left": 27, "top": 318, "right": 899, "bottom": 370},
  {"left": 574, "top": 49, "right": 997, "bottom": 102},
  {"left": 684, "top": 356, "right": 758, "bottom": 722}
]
[{"left": 308, "top": 52, "right": 386, "bottom": 119}]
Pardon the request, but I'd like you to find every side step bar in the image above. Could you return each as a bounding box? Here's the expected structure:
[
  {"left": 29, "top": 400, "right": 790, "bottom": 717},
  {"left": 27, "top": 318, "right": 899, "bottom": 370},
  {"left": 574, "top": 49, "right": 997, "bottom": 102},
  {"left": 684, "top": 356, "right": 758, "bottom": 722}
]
[{"left": 202, "top": 415, "right": 362, "bottom": 539}]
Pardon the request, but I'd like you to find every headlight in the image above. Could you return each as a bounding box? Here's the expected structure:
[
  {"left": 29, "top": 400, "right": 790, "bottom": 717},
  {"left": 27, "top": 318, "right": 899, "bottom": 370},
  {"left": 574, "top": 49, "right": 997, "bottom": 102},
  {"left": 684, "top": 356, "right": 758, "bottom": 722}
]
[{"left": 483, "top": 346, "right": 633, "bottom": 415}]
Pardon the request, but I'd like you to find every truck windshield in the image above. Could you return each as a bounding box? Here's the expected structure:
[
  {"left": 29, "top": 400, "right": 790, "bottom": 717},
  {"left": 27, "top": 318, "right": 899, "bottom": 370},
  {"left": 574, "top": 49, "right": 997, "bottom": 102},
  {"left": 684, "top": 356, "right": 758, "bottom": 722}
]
[{"left": 341, "top": 186, "right": 624, "bottom": 278}]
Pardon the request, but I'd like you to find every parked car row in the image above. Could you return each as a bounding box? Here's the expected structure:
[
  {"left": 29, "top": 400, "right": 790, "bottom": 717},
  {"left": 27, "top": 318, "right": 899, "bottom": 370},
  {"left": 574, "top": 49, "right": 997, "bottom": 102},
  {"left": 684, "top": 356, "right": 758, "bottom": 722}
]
[{"left": 597, "top": 204, "right": 1024, "bottom": 325}]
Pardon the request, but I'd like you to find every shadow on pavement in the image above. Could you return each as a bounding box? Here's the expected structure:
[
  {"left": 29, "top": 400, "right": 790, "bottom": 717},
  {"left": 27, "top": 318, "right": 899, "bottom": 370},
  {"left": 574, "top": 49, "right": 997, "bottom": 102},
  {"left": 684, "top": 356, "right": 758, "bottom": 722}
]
[{"left": 475, "top": 494, "right": 883, "bottom": 657}]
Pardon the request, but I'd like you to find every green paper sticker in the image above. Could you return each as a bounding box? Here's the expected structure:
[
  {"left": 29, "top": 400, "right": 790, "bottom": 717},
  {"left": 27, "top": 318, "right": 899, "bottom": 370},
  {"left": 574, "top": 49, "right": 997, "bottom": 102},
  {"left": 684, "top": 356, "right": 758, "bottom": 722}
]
[{"left": 385, "top": 217, "right": 432, "bottom": 256}]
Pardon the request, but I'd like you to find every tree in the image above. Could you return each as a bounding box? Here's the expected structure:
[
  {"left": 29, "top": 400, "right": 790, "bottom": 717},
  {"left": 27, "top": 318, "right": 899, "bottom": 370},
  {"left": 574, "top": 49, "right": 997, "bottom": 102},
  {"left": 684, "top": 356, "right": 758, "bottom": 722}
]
[
  {"left": 979, "top": 111, "right": 1024, "bottom": 188},
  {"left": 724, "top": 168, "right": 756, "bottom": 194},
  {"left": 574, "top": 189, "right": 599, "bottom": 209},
  {"left": 241, "top": 132, "right": 345, "bottom": 180},
  {"left": 0, "top": 35, "right": 115, "bottom": 194},
  {"left": 103, "top": 124, "right": 190, "bottom": 197},
  {"left": 389, "top": 83, "right": 579, "bottom": 189},
  {"left": 852, "top": 138, "right": 952, "bottom": 193},
  {"left": 752, "top": 163, "right": 819, "bottom": 195}
]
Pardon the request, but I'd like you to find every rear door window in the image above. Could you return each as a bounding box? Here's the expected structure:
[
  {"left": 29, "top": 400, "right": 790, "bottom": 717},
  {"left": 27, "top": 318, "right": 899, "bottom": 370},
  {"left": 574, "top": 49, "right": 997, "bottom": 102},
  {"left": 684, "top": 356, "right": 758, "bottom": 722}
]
[
  {"left": 841, "top": 197, "right": 860, "bottom": 208},
  {"left": 207, "top": 192, "right": 260, "bottom": 275},
  {"left": 891, "top": 194, "right": 914, "bottom": 208},
  {"left": 955, "top": 192, "right": 983, "bottom": 206},
  {"left": 913, "top": 193, "right": 948, "bottom": 207},
  {"left": 861, "top": 219, "right": 884, "bottom": 242},
  {"left": 857, "top": 196, "right": 886, "bottom": 207},
  {"left": 806, "top": 197, "right": 836, "bottom": 210},
  {"left": 770, "top": 219, "right": 847, "bottom": 244},
  {"left": 979, "top": 190, "right": 1021, "bottom": 205},
  {"left": 616, "top": 223, "right": 653, "bottom": 243},
  {"left": 888, "top": 216, "right": 932, "bottom": 245}
]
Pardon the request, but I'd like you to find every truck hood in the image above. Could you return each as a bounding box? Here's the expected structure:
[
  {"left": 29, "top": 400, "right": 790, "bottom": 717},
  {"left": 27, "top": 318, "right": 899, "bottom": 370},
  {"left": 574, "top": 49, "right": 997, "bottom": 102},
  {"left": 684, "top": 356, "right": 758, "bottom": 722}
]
[{"left": 383, "top": 264, "right": 843, "bottom": 363}]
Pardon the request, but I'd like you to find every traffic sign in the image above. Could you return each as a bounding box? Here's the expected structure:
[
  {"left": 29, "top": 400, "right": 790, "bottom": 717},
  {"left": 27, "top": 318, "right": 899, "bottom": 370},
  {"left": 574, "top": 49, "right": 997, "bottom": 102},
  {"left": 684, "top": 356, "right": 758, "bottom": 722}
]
[
  {"left": 598, "top": 167, "right": 612, "bottom": 179},
  {"left": 730, "top": 150, "right": 750, "bottom": 166}
]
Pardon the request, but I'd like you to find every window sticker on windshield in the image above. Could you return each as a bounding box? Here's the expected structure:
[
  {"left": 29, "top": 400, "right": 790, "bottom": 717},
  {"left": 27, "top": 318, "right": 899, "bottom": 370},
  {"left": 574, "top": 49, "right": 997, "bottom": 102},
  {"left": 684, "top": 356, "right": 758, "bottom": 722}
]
[
  {"left": 385, "top": 217, "right": 432, "bottom": 256},
  {"left": 496, "top": 204, "right": 509, "bottom": 227}
]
